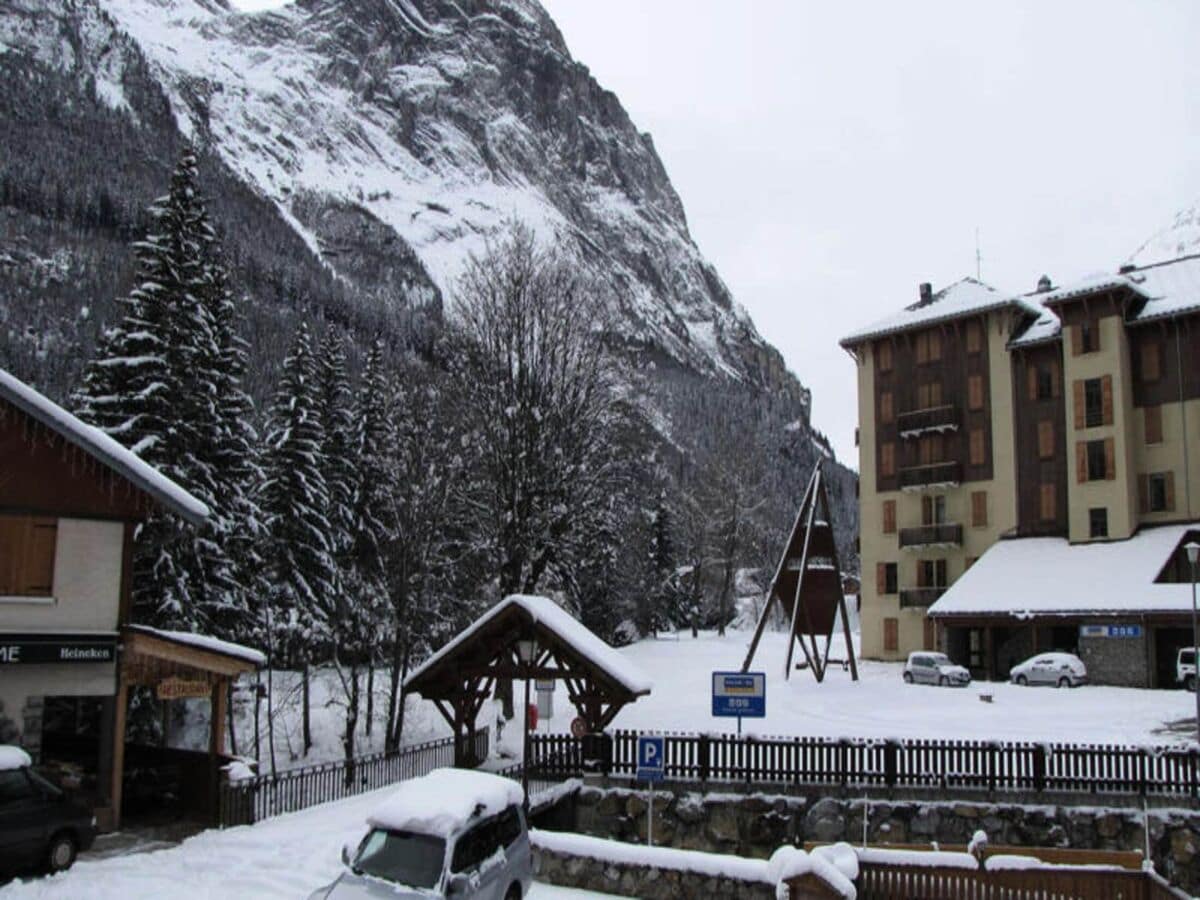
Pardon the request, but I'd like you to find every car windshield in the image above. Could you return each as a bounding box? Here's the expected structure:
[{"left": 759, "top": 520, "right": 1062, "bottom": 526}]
[
  {"left": 929, "top": 654, "right": 950, "bottom": 665},
  {"left": 1182, "top": 650, "right": 1196, "bottom": 664},
  {"left": 353, "top": 828, "right": 446, "bottom": 890}
]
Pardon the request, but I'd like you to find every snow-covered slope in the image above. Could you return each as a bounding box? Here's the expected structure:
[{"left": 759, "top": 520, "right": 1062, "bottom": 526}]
[
  {"left": 1131, "top": 199, "right": 1200, "bottom": 266},
  {"left": 0, "top": 0, "right": 796, "bottom": 391}
]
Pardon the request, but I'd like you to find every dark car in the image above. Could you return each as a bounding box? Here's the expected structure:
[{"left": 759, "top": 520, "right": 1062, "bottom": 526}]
[{"left": 0, "top": 748, "right": 96, "bottom": 876}]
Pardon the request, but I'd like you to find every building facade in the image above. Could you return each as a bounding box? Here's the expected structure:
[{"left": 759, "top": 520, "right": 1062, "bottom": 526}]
[{"left": 841, "top": 255, "right": 1200, "bottom": 685}]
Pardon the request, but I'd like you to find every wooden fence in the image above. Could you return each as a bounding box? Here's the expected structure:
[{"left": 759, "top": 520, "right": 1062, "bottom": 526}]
[
  {"left": 217, "top": 730, "right": 489, "bottom": 827},
  {"left": 529, "top": 730, "right": 1200, "bottom": 800}
]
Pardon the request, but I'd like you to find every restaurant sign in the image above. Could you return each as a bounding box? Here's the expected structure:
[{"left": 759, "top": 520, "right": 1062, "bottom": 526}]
[
  {"left": 0, "top": 633, "right": 117, "bottom": 665},
  {"left": 156, "top": 677, "right": 211, "bottom": 700}
]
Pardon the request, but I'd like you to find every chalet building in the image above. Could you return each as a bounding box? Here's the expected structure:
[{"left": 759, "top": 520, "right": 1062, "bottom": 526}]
[
  {"left": 0, "top": 368, "right": 261, "bottom": 831},
  {"left": 840, "top": 254, "right": 1200, "bottom": 686}
]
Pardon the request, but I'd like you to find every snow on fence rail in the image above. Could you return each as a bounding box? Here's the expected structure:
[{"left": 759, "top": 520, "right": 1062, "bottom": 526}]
[
  {"left": 529, "top": 730, "right": 1200, "bottom": 800},
  {"left": 217, "top": 731, "right": 489, "bottom": 827}
]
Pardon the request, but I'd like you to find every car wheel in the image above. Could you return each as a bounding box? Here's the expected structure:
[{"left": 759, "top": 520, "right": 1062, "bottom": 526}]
[
  {"left": 505, "top": 886, "right": 521, "bottom": 900},
  {"left": 46, "top": 831, "right": 77, "bottom": 873},
  {"left": 1057, "top": 676, "right": 1070, "bottom": 689},
  {"left": 1015, "top": 675, "right": 1027, "bottom": 686},
  {"left": 1187, "top": 675, "right": 1197, "bottom": 693},
  {"left": 903, "top": 671, "right": 913, "bottom": 684},
  {"left": 938, "top": 675, "right": 948, "bottom": 687}
]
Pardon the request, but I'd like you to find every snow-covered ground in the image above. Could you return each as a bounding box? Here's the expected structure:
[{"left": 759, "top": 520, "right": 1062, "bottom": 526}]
[
  {"left": 527, "top": 629, "right": 1193, "bottom": 747},
  {"left": 0, "top": 785, "right": 624, "bottom": 899}
]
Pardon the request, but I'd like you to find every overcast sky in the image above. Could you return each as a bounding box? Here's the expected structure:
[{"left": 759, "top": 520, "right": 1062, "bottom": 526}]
[{"left": 539, "top": 0, "right": 1200, "bottom": 465}]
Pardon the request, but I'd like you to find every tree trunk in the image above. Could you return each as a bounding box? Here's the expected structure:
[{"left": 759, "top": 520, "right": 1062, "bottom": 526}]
[
  {"left": 302, "top": 660, "right": 312, "bottom": 756},
  {"left": 365, "top": 661, "right": 374, "bottom": 738},
  {"left": 385, "top": 640, "right": 402, "bottom": 753},
  {"left": 392, "top": 640, "right": 413, "bottom": 750},
  {"left": 343, "top": 664, "right": 359, "bottom": 788}
]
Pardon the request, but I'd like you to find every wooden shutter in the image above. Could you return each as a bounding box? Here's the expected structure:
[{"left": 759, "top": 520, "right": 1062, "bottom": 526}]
[
  {"left": 1038, "top": 420, "right": 1054, "bottom": 459},
  {"left": 1073, "top": 380, "right": 1085, "bottom": 429},
  {"left": 967, "top": 321, "right": 981, "bottom": 354},
  {"left": 917, "top": 561, "right": 928, "bottom": 588},
  {"left": 880, "top": 341, "right": 892, "bottom": 372},
  {"left": 1145, "top": 405, "right": 1163, "bottom": 444},
  {"left": 1075, "top": 441, "right": 1087, "bottom": 483},
  {"left": 1142, "top": 341, "right": 1161, "bottom": 381},
  {"left": 1050, "top": 359, "right": 1061, "bottom": 397},
  {"left": 23, "top": 519, "right": 57, "bottom": 596},
  {"left": 969, "top": 428, "right": 985, "bottom": 466},
  {"left": 1071, "top": 324, "right": 1083, "bottom": 356},
  {"left": 1101, "top": 375, "right": 1114, "bottom": 426},
  {"left": 880, "top": 391, "right": 893, "bottom": 424},
  {"left": 1040, "top": 484, "right": 1056, "bottom": 521},
  {"left": 1026, "top": 364, "right": 1038, "bottom": 401},
  {"left": 1166, "top": 471, "right": 1176, "bottom": 512},
  {"left": 881, "top": 442, "right": 895, "bottom": 477},
  {"left": 1104, "top": 437, "right": 1115, "bottom": 480},
  {"left": 929, "top": 330, "right": 942, "bottom": 361},
  {"left": 876, "top": 562, "right": 887, "bottom": 596},
  {"left": 0, "top": 517, "right": 22, "bottom": 595},
  {"left": 1138, "top": 475, "right": 1150, "bottom": 514},
  {"left": 883, "top": 500, "right": 896, "bottom": 534},
  {"left": 972, "top": 491, "right": 987, "bottom": 528},
  {"left": 968, "top": 375, "right": 983, "bottom": 411},
  {"left": 884, "top": 618, "right": 899, "bottom": 652},
  {"left": 916, "top": 333, "right": 928, "bottom": 365}
]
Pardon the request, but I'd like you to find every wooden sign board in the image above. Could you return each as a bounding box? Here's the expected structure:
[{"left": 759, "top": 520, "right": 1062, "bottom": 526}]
[{"left": 157, "top": 677, "right": 210, "bottom": 700}]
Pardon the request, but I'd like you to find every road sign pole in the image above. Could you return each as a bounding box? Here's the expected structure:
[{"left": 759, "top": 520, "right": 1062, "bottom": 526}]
[{"left": 647, "top": 781, "right": 654, "bottom": 847}]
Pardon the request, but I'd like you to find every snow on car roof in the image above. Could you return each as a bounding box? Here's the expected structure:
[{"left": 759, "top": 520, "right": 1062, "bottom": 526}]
[
  {"left": 0, "top": 746, "right": 32, "bottom": 771},
  {"left": 366, "top": 768, "right": 523, "bottom": 838},
  {"left": 929, "top": 524, "right": 1199, "bottom": 618},
  {"left": 406, "top": 594, "right": 652, "bottom": 696},
  {"left": 0, "top": 367, "right": 209, "bottom": 525}
]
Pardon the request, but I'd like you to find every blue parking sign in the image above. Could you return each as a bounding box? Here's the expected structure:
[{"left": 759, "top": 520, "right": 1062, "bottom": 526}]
[{"left": 636, "top": 735, "right": 665, "bottom": 782}]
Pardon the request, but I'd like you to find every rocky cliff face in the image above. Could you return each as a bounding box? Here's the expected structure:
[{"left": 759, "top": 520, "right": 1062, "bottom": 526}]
[{"left": 0, "top": 0, "right": 855, "bottom": 558}]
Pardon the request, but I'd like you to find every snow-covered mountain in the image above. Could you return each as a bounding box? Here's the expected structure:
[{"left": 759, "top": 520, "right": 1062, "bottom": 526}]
[
  {"left": 2, "top": 0, "right": 805, "bottom": 399},
  {"left": 1131, "top": 199, "right": 1200, "bottom": 266}
]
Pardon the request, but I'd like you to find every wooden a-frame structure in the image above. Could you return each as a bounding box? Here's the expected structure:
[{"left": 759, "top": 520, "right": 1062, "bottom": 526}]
[{"left": 742, "top": 459, "right": 859, "bottom": 682}]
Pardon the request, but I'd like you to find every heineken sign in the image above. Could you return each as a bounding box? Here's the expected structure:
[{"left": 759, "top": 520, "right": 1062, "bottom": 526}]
[{"left": 0, "top": 634, "right": 117, "bottom": 665}]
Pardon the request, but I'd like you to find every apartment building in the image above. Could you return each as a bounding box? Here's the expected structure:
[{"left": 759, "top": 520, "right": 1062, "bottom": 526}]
[{"left": 840, "top": 255, "right": 1200, "bottom": 686}]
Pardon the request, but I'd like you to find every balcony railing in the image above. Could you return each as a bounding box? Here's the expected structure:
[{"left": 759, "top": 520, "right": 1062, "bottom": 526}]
[
  {"left": 897, "top": 404, "right": 958, "bottom": 437},
  {"left": 898, "top": 461, "right": 961, "bottom": 490},
  {"left": 899, "top": 523, "right": 963, "bottom": 549},
  {"left": 899, "top": 587, "right": 947, "bottom": 608}
]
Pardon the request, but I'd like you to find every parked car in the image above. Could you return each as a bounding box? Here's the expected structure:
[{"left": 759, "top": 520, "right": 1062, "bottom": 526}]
[
  {"left": 1009, "top": 652, "right": 1087, "bottom": 688},
  {"left": 903, "top": 652, "right": 971, "bottom": 686},
  {"left": 1178, "top": 647, "right": 1197, "bottom": 691},
  {"left": 0, "top": 746, "right": 96, "bottom": 876},
  {"left": 308, "top": 768, "right": 532, "bottom": 900}
]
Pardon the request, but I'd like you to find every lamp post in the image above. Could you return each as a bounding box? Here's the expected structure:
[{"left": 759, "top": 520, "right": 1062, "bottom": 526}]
[
  {"left": 516, "top": 637, "right": 536, "bottom": 814},
  {"left": 1187, "top": 543, "right": 1200, "bottom": 744}
]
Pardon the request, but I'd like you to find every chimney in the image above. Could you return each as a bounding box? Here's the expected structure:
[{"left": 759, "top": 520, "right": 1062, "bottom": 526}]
[
  {"left": 1118, "top": 263, "right": 1137, "bottom": 275},
  {"left": 918, "top": 282, "right": 933, "bottom": 306},
  {"left": 1036, "top": 275, "right": 1052, "bottom": 293}
]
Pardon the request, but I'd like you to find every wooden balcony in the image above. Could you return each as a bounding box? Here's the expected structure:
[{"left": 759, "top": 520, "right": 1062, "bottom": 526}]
[
  {"left": 898, "top": 461, "right": 961, "bottom": 490},
  {"left": 899, "top": 523, "right": 963, "bottom": 549},
  {"left": 897, "top": 404, "right": 958, "bottom": 438},
  {"left": 899, "top": 587, "right": 946, "bottom": 608}
]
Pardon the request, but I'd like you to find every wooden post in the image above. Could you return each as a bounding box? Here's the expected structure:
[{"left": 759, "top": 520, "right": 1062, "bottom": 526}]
[
  {"left": 211, "top": 678, "right": 228, "bottom": 757},
  {"left": 109, "top": 681, "right": 129, "bottom": 831}
]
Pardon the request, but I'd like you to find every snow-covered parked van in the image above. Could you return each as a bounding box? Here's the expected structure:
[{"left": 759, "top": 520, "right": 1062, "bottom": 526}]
[{"left": 308, "top": 768, "right": 531, "bottom": 900}]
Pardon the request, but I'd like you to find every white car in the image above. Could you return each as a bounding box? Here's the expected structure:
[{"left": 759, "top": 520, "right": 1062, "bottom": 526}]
[
  {"left": 1178, "top": 648, "right": 1197, "bottom": 691},
  {"left": 903, "top": 652, "right": 971, "bottom": 687},
  {"left": 1009, "top": 652, "right": 1087, "bottom": 688}
]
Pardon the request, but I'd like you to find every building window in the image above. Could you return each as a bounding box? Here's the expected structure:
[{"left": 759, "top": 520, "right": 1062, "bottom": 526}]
[
  {"left": 1084, "top": 378, "right": 1104, "bottom": 428},
  {"left": 877, "top": 341, "right": 893, "bottom": 373},
  {"left": 917, "top": 380, "right": 943, "bottom": 409},
  {"left": 877, "top": 562, "right": 898, "bottom": 595},
  {"left": 1078, "top": 322, "right": 1100, "bottom": 354},
  {"left": 968, "top": 374, "right": 984, "bottom": 411},
  {"left": 1086, "top": 439, "right": 1107, "bottom": 481},
  {"left": 1039, "top": 483, "right": 1056, "bottom": 521},
  {"left": 881, "top": 442, "right": 896, "bottom": 478},
  {"left": 1141, "top": 340, "right": 1161, "bottom": 382},
  {"left": 918, "top": 433, "right": 944, "bottom": 465},
  {"left": 1038, "top": 420, "right": 1055, "bottom": 459},
  {"left": 1147, "top": 472, "right": 1175, "bottom": 513},
  {"left": 1089, "top": 507, "right": 1108, "bottom": 539},
  {"left": 966, "top": 321, "right": 982, "bottom": 355},
  {"left": 884, "top": 618, "right": 899, "bottom": 652},
  {"left": 918, "top": 559, "right": 948, "bottom": 588},
  {"left": 0, "top": 516, "right": 57, "bottom": 597},
  {"left": 1037, "top": 366, "right": 1055, "bottom": 400},
  {"left": 1145, "top": 405, "right": 1163, "bottom": 445},
  {"left": 882, "top": 500, "right": 896, "bottom": 534},
  {"left": 916, "top": 330, "right": 942, "bottom": 365},
  {"left": 969, "top": 428, "right": 986, "bottom": 466},
  {"left": 971, "top": 491, "right": 987, "bottom": 528},
  {"left": 880, "top": 391, "right": 894, "bottom": 424},
  {"left": 921, "top": 494, "right": 946, "bottom": 525}
]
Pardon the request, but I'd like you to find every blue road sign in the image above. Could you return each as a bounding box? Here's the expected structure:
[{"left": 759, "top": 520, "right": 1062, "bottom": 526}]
[
  {"left": 636, "top": 734, "right": 665, "bottom": 782},
  {"left": 712, "top": 671, "right": 766, "bottom": 718}
]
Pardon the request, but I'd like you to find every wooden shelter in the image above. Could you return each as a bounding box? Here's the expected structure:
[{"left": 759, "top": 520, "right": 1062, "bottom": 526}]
[
  {"left": 405, "top": 595, "right": 652, "bottom": 766},
  {"left": 742, "top": 460, "right": 859, "bottom": 682}
]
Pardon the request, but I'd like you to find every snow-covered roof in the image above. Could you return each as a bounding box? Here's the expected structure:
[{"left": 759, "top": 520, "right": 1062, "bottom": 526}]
[
  {"left": 1007, "top": 304, "right": 1061, "bottom": 348},
  {"left": 1036, "top": 271, "right": 1150, "bottom": 307},
  {"left": 125, "top": 624, "right": 266, "bottom": 666},
  {"left": 367, "top": 768, "right": 523, "bottom": 838},
  {"left": 840, "top": 278, "right": 1039, "bottom": 347},
  {"left": 406, "top": 594, "right": 652, "bottom": 696},
  {"left": 0, "top": 368, "right": 209, "bottom": 526},
  {"left": 1127, "top": 254, "right": 1200, "bottom": 324},
  {"left": 0, "top": 746, "right": 31, "bottom": 771},
  {"left": 928, "top": 524, "right": 1199, "bottom": 618}
]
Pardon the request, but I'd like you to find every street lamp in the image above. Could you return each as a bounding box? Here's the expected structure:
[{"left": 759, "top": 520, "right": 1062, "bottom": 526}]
[
  {"left": 516, "top": 637, "right": 537, "bottom": 813},
  {"left": 1186, "top": 542, "right": 1200, "bottom": 744}
]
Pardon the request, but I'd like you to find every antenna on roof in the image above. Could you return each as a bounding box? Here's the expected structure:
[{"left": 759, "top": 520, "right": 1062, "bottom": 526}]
[{"left": 975, "top": 227, "right": 982, "bottom": 281}]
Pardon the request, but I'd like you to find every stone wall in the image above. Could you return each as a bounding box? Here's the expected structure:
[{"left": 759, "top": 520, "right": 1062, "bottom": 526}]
[
  {"left": 532, "top": 846, "right": 775, "bottom": 900},
  {"left": 563, "top": 784, "right": 1200, "bottom": 894},
  {"left": 1079, "top": 629, "right": 1151, "bottom": 687}
]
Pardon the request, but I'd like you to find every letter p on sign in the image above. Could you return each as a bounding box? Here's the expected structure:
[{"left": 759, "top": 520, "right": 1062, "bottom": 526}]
[{"left": 636, "top": 735, "right": 665, "bottom": 781}]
